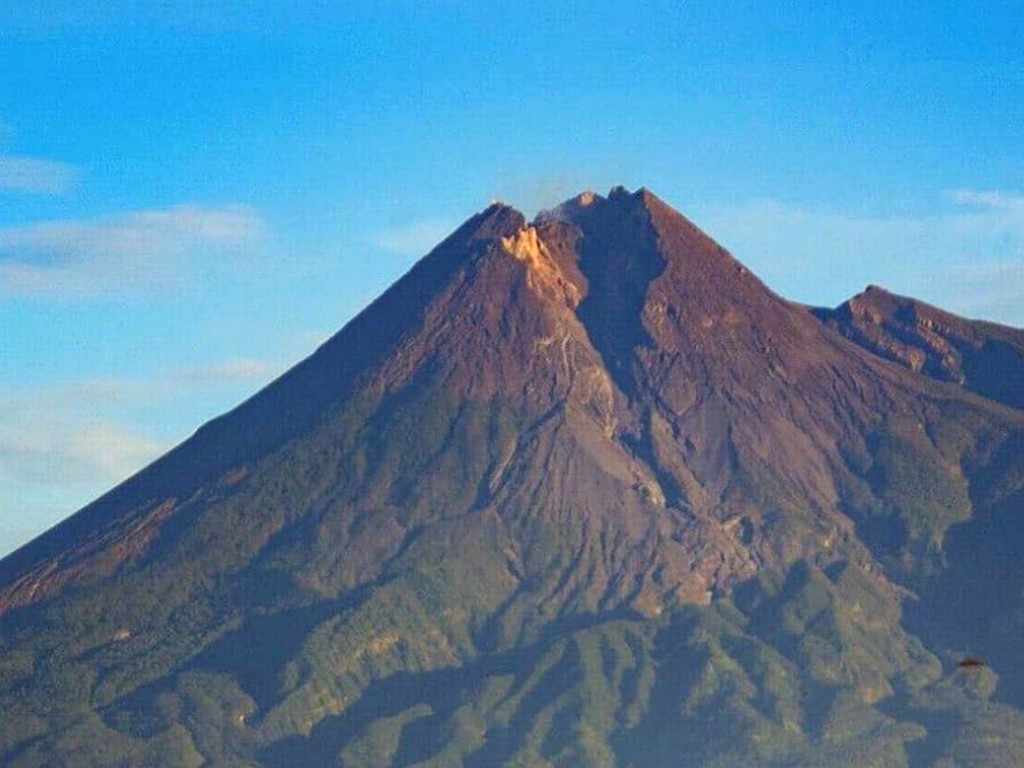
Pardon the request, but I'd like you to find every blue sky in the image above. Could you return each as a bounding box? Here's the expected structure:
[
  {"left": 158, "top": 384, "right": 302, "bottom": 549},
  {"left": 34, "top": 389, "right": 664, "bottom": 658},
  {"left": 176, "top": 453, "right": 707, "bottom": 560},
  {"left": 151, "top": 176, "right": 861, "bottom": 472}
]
[{"left": 2, "top": 1, "right": 1023, "bottom": 556}]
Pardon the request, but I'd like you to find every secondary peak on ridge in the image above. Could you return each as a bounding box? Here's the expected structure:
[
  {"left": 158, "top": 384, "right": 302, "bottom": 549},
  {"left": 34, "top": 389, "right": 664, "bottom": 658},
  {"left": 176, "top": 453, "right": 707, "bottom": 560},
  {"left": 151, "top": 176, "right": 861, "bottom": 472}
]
[
  {"left": 464, "top": 200, "right": 526, "bottom": 242},
  {"left": 6, "top": 179, "right": 1024, "bottom": 768}
]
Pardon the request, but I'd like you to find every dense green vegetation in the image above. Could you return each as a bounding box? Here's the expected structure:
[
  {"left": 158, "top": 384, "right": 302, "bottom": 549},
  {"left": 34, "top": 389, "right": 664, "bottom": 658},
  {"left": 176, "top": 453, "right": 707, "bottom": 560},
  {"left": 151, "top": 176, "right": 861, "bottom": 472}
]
[
  {"left": 3, "top": 189, "right": 1024, "bottom": 766},
  {"left": 5, "top": 557, "right": 1024, "bottom": 767}
]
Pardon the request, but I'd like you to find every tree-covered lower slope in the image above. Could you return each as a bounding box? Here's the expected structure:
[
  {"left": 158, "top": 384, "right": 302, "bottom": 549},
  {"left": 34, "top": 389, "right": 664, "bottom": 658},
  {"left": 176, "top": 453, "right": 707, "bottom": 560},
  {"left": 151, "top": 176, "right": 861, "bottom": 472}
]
[
  {"left": 5, "top": 559, "right": 1024, "bottom": 768},
  {"left": 1, "top": 187, "right": 1023, "bottom": 767}
]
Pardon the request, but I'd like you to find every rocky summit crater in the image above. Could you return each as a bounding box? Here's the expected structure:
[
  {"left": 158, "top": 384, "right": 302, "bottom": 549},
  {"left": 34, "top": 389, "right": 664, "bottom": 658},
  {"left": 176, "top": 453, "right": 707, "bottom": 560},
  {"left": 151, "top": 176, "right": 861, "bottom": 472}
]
[{"left": 2, "top": 186, "right": 1024, "bottom": 767}]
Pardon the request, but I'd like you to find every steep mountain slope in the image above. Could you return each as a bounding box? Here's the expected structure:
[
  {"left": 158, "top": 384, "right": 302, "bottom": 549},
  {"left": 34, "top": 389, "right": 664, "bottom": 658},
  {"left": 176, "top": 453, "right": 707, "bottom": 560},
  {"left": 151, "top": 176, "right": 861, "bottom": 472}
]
[
  {"left": 1, "top": 187, "right": 1023, "bottom": 767},
  {"left": 815, "top": 284, "right": 1024, "bottom": 410}
]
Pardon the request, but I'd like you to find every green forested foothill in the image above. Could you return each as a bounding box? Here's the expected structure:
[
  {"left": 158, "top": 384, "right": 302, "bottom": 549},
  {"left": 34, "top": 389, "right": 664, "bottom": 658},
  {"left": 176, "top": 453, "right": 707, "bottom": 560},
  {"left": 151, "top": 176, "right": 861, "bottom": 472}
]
[{"left": 3, "top": 188, "right": 1024, "bottom": 766}]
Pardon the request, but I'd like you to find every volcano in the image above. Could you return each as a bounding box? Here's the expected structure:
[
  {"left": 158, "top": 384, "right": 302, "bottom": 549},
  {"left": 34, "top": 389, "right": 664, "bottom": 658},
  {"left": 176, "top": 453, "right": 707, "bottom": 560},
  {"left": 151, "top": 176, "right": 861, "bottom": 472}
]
[{"left": 2, "top": 186, "right": 1024, "bottom": 767}]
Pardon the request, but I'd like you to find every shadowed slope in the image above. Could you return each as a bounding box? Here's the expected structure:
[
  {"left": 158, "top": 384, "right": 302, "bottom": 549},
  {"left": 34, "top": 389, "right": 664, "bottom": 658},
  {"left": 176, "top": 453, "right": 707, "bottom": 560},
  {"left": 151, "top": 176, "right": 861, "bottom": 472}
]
[
  {"left": 2, "top": 187, "right": 1024, "bottom": 768},
  {"left": 815, "top": 285, "right": 1024, "bottom": 410}
]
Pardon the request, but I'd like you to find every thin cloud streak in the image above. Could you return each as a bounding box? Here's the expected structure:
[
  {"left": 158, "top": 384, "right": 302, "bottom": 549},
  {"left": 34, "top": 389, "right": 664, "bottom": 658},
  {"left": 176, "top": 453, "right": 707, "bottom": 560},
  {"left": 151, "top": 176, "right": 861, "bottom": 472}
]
[
  {"left": 0, "top": 205, "right": 265, "bottom": 296},
  {"left": 0, "top": 155, "right": 79, "bottom": 194},
  {"left": 0, "top": 399, "right": 163, "bottom": 486},
  {"left": 22, "top": 356, "right": 289, "bottom": 407},
  {"left": 946, "top": 189, "right": 1024, "bottom": 213},
  {"left": 0, "top": 388, "right": 165, "bottom": 556},
  {"left": 0, "top": 352, "right": 288, "bottom": 545},
  {"left": 171, "top": 357, "right": 286, "bottom": 384}
]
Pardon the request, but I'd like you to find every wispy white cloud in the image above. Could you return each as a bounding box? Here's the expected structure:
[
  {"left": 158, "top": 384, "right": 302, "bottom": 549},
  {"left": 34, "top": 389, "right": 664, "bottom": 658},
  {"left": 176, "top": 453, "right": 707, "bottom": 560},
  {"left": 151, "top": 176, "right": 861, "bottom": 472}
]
[
  {"left": 0, "top": 396, "right": 163, "bottom": 486},
  {"left": 369, "top": 220, "right": 455, "bottom": 258},
  {"left": 0, "top": 155, "right": 79, "bottom": 194},
  {"left": 0, "top": 384, "right": 166, "bottom": 556},
  {"left": 0, "top": 205, "right": 264, "bottom": 296},
  {"left": 696, "top": 189, "right": 1024, "bottom": 327},
  {"left": 940, "top": 259, "right": 1024, "bottom": 324},
  {"left": 0, "top": 351, "right": 290, "bottom": 552},
  {"left": 170, "top": 356, "right": 285, "bottom": 384},
  {"left": 0, "top": 351, "right": 288, "bottom": 481},
  {"left": 945, "top": 189, "right": 1024, "bottom": 213}
]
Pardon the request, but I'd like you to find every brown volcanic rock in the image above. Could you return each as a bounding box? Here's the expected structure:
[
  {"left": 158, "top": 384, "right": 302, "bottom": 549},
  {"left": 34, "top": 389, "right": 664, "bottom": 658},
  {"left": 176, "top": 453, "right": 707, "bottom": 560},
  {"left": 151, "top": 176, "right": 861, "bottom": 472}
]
[
  {"left": 540, "top": 188, "right": 1001, "bottom": 577},
  {"left": 816, "top": 284, "right": 1024, "bottom": 410},
  {"left": 1, "top": 187, "right": 1024, "bottom": 767},
  {"left": 0, "top": 187, "right": 1015, "bottom": 631},
  {"left": 0, "top": 202, "right": 529, "bottom": 583}
]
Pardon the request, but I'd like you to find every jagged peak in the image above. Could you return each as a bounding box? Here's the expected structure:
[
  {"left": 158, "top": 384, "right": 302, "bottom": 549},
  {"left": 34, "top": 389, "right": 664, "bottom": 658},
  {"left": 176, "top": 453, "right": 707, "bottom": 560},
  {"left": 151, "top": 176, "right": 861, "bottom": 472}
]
[
  {"left": 539, "top": 185, "right": 731, "bottom": 259},
  {"left": 841, "top": 284, "right": 900, "bottom": 308},
  {"left": 534, "top": 184, "right": 684, "bottom": 225},
  {"left": 551, "top": 186, "right": 753, "bottom": 279},
  {"left": 454, "top": 201, "right": 526, "bottom": 245},
  {"left": 500, "top": 225, "right": 548, "bottom": 262},
  {"left": 609, "top": 184, "right": 665, "bottom": 210},
  {"left": 538, "top": 185, "right": 652, "bottom": 223},
  {"left": 499, "top": 225, "right": 582, "bottom": 307},
  {"left": 836, "top": 282, "right": 1024, "bottom": 335},
  {"left": 533, "top": 190, "right": 604, "bottom": 225},
  {"left": 841, "top": 284, "right": 949, "bottom": 320}
]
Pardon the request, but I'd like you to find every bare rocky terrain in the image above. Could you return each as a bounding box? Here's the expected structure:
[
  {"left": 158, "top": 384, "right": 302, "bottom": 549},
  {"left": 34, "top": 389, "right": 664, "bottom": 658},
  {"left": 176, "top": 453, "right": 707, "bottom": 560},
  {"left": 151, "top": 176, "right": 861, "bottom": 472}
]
[{"left": 1, "top": 186, "right": 1023, "bottom": 767}]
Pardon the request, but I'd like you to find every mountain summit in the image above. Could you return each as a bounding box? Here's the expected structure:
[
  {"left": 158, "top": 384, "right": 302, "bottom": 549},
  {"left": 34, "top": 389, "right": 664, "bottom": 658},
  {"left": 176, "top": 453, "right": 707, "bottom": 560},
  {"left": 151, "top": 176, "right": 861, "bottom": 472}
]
[{"left": 3, "top": 187, "right": 1024, "bottom": 767}]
